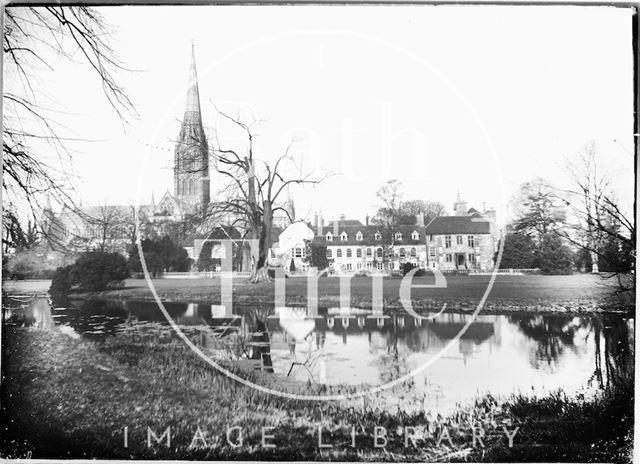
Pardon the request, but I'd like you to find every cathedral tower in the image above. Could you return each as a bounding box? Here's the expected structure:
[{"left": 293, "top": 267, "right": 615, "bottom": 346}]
[{"left": 174, "top": 44, "right": 210, "bottom": 211}]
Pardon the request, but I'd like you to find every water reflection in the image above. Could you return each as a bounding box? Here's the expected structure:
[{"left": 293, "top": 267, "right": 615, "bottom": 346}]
[{"left": 2, "top": 296, "right": 634, "bottom": 412}]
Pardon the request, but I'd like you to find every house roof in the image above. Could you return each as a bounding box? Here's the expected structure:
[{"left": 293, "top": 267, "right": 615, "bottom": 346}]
[
  {"left": 424, "top": 216, "right": 491, "bottom": 235},
  {"left": 314, "top": 222, "right": 426, "bottom": 246}
]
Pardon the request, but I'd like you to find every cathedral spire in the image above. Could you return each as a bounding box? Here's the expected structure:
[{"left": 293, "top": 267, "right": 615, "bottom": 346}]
[{"left": 183, "top": 42, "right": 202, "bottom": 126}]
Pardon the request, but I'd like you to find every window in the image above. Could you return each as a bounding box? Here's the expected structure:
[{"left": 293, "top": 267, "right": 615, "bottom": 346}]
[
  {"left": 356, "top": 231, "right": 363, "bottom": 241},
  {"left": 428, "top": 234, "right": 433, "bottom": 242},
  {"left": 445, "top": 254, "right": 452, "bottom": 263},
  {"left": 376, "top": 262, "right": 383, "bottom": 270},
  {"left": 467, "top": 235, "right": 475, "bottom": 247},
  {"left": 346, "top": 248, "right": 352, "bottom": 258},
  {"left": 374, "top": 232, "right": 382, "bottom": 240},
  {"left": 429, "top": 248, "right": 436, "bottom": 257},
  {"left": 410, "top": 247, "right": 417, "bottom": 257},
  {"left": 326, "top": 232, "right": 333, "bottom": 241},
  {"left": 294, "top": 247, "right": 303, "bottom": 258},
  {"left": 326, "top": 248, "right": 332, "bottom": 258},
  {"left": 411, "top": 231, "right": 419, "bottom": 240},
  {"left": 399, "top": 248, "right": 406, "bottom": 258},
  {"left": 341, "top": 232, "right": 348, "bottom": 241},
  {"left": 366, "top": 262, "right": 373, "bottom": 270},
  {"left": 456, "top": 235, "right": 463, "bottom": 245},
  {"left": 468, "top": 254, "right": 476, "bottom": 264},
  {"left": 345, "top": 263, "right": 353, "bottom": 271},
  {"left": 376, "top": 247, "right": 383, "bottom": 258},
  {"left": 356, "top": 248, "right": 362, "bottom": 258},
  {"left": 337, "top": 249, "right": 343, "bottom": 258},
  {"left": 357, "top": 262, "right": 363, "bottom": 270},
  {"left": 366, "top": 247, "right": 372, "bottom": 258},
  {"left": 395, "top": 232, "right": 403, "bottom": 241},
  {"left": 445, "top": 235, "right": 451, "bottom": 248}
]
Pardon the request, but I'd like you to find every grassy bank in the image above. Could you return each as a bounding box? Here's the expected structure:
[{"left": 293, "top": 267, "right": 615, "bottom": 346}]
[
  {"left": 1, "top": 326, "right": 632, "bottom": 461},
  {"left": 4, "top": 274, "right": 632, "bottom": 314}
]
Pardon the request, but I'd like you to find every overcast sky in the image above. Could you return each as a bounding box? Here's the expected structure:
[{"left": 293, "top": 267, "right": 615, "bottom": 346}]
[{"left": 10, "top": 5, "right": 635, "bottom": 224}]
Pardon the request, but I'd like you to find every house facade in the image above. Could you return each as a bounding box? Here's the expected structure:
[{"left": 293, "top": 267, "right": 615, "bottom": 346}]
[
  {"left": 424, "top": 197, "right": 499, "bottom": 272},
  {"left": 312, "top": 215, "right": 428, "bottom": 274}
]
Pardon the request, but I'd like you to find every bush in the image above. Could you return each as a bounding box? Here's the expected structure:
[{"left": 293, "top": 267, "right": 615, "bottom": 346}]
[
  {"left": 401, "top": 262, "right": 425, "bottom": 276},
  {"left": 48, "top": 251, "right": 129, "bottom": 295},
  {"left": 49, "top": 265, "right": 73, "bottom": 297},
  {"left": 129, "top": 236, "right": 191, "bottom": 275}
]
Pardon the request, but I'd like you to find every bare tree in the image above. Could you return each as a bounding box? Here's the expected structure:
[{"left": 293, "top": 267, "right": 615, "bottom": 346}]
[
  {"left": 185, "top": 109, "right": 329, "bottom": 283},
  {"left": 558, "top": 142, "right": 634, "bottom": 285},
  {"left": 3, "top": 7, "right": 134, "bottom": 247},
  {"left": 371, "top": 179, "right": 404, "bottom": 270},
  {"left": 83, "top": 205, "right": 128, "bottom": 253},
  {"left": 400, "top": 199, "right": 447, "bottom": 224}
]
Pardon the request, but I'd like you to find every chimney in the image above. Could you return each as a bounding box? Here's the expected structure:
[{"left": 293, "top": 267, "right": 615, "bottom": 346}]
[
  {"left": 416, "top": 213, "right": 424, "bottom": 227},
  {"left": 333, "top": 217, "right": 339, "bottom": 236},
  {"left": 339, "top": 213, "right": 346, "bottom": 221},
  {"left": 365, "top": 214, "right": 369, "bottom": 226},
  {"left": 318, "top": 213, "right": 324, "bottom": 236},
  {"left": 313, "top": 212, "right": 319, "bottom": 229}
]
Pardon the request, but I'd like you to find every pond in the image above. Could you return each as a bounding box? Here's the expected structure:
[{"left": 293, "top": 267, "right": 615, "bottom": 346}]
[{"left": 3, "top": 295, "right": 634, "bottom": 413}]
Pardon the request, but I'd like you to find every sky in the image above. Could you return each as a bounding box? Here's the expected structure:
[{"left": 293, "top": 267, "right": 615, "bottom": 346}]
[{"left": 6, "top": 5, "right": 635, "bottom": 225}]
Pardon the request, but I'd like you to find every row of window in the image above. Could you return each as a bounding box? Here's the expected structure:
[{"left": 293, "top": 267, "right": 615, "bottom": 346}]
[
  {"left": 443, "top": 235, "right": 475, "bottom": 248},
  {"left": 325, "top": 230, "right": 421, "bottom": 242},
  {"left": 327, "top": 247, "right": 419, "bottom": 259},
  {"left": 444, "top": 253, "right": 477, "bottom": 263}
]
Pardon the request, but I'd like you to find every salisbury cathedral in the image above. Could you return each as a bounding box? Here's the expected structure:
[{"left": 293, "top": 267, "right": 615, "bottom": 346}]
[{"left": 41, "top": 45, "right": 294, "bottom": 268}]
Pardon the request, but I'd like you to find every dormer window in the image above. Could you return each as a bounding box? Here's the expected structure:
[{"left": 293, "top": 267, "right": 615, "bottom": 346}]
[
  {"left": 340, "top": 232, "right": 348, "bottom": 241},
  {"left": 326, "top": 232, "right": 333, "bottom": 241},
  {"left": 374, "top": 232, "right": 382, "bottom": 240},
  {"left": 395, "top": 232, "right": 403, "bottom": 241},
  {"left": 411, "top": 231, "right": 420, "bottom": 240},
  {"left": 356, "top": 231, "right": 363, "bottom": 241}
]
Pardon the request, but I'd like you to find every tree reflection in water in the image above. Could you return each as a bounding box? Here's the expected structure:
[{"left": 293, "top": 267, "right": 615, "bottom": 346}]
[{"left": 510, "top": 313, "right": 634, "bottom": 391}]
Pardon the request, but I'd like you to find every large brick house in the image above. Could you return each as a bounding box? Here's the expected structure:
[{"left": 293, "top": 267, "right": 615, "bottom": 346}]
[{"left": 424, "top": 196, "right": 499, "bottom": 271}]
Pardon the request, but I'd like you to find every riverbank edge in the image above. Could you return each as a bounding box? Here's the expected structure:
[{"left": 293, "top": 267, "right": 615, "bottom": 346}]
[
  {"left": 66, "top": 290, "right": 634, "bottom": 316},
  {"left": 0, "top": 327, "right": 632, "bottom": 462}
]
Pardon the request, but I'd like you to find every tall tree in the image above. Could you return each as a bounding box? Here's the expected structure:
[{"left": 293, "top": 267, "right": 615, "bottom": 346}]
[
  {"left": 371, "top": 179, "right": 404, "bottom": 269},
  {"left": 512, "top": 178, "right": 567, "bottom": 241},
  {"left": 183, "top": 109, "right": 329, "bottom": 283},
  {"left": 3, "top": 7, "right": 133, "bottom": 247},
  {"left": 560, "top": 141, "right": 634, "bottom": 279}
]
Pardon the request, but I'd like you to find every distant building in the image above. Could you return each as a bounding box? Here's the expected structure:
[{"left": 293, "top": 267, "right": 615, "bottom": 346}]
[{"left": 424, "top": 194, "right": 499, "bottom": 271}]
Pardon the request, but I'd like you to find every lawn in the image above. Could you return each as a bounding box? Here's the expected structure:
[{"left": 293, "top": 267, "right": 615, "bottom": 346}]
[{"left": 4, "top": 273, "right": 630, "bottom": 314}]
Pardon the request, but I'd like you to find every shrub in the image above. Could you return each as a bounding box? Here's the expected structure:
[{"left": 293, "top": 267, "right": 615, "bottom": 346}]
[
  {"left": 48, "top": 251, "right": 129, "bottom": 295},
  {"left": 401, "top": 262, "right": 425, "bottom": 276},
  {"left": 49, "top": 265, "right": 74, "bottom": 297}
]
